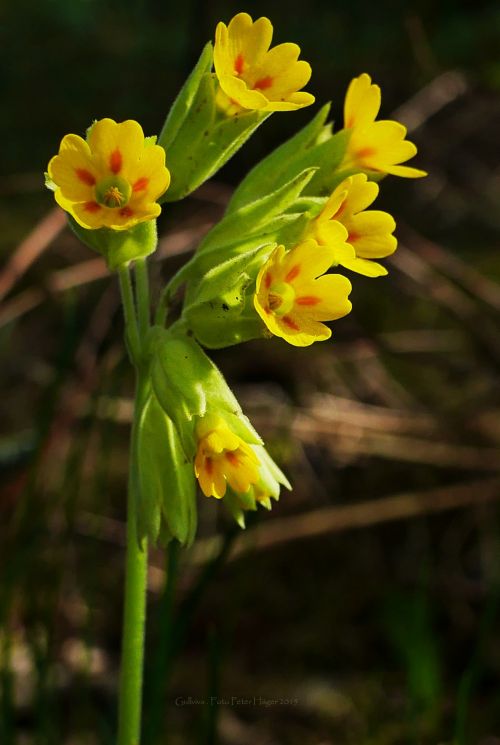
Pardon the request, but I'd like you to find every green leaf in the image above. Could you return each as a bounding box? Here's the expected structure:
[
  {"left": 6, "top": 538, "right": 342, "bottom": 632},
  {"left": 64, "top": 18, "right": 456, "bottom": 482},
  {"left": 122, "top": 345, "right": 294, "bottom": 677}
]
[
  {"left": 136, "top": 393, "right": 197, "bottom": 546},
  {"left": 184, "top": 243, "right": 274, "bottom": 312},
  {"left": 196, "top": 168, "right": 317, "bottom": 254},
  {"left": 158, "top": 42, "right": 214, "bottom": 153},
  {"left": 227, "top": 104, "right": 331, "bottom": 211},
  {"left": 68, "top": 216, "right": 158, "bottom": 270}
]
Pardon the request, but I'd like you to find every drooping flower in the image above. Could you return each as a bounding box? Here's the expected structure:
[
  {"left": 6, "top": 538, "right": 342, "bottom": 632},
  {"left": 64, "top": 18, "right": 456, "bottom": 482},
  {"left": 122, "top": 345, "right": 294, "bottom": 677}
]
[
  {"left": 254, "top": 240, "right": 352, "bottom": 347},
  {"left": 213, "top": 12, "right": 315, "bottom": 112},
  {"left": 194, "top": 414, "right": 260, "bottom": 499},
  {"left": 305, "top": 174, "right": 397, "bottom": 276},
  {"left": 47, "top": 118, "right": 170, "bottom": 230},
  {"left": 341, "top": 73, "right": 427, "bottom": 178}
]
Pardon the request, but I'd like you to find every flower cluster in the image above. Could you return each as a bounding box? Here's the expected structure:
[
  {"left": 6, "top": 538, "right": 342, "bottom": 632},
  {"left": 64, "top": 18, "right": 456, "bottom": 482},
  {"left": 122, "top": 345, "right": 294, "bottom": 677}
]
[{"left": 45, "top": 12, "right": 427, "bottom": 542}]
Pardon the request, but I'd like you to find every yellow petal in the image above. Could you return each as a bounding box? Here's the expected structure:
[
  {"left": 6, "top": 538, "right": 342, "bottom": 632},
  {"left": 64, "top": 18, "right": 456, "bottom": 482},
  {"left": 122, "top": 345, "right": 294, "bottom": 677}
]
[
  {"left": 386, "top": 164, "right": 428, "bottom": 178},
  {"left": 239, "top": 15, "right": 273, "bottom": 66},
  {"left": 87, "top": 119, "right": 144, "bottom": 178},
  {"left": 294, "top": 274, "right": 353, "bottom": 321},
  {"left": 339, "top": 256, "right": 388, "bottom": 277},
  {"left": 48, "top": 134, "right": 96, "bottom": 201},
  {"left": 344, "top": 73, "right": 381, "bottom": 129},
  {"left": 345, "top": 210, "right": 397, "bottom": 258},
  {"left": 276, "top": 313, "right": 332, "bottom": 347},
  {"left": 341, "top": 173, "right": 379, "bottom": 214},
  {"left": 281, "top": 239, "right": 336, "bottom": 283},
  {"left": 319, "top": 185, "right": 349, "bottom": 222},
  {"left": 217, "top": 74, "right": 270, "bottom": 110},
  {"left": 316, "top": 219, "right": 349, "bottom": 249},
  {"left": 126, "top": 144, "right": 170, "bottom": 204}
]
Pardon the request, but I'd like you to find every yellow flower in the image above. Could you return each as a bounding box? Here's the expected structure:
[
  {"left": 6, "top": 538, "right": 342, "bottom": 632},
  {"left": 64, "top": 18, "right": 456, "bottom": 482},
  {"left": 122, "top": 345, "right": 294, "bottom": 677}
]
[
  {"left": 47, "top": 118, "right": 170, "bottom": 231},
  {"left": 342, "top": 73, "right": 427, "bottom": 178},
  {"left": 254, "top": 240, "right": 352, "bottom": 347},
  {"left": 194, "top": 415, "right": 260, "bottom": 499},
  {"left": 213, "top": 12, "right": 314, "bottom": 112},
  {"left": 306, "top": 174, "right": 397, "bottom": 277}
]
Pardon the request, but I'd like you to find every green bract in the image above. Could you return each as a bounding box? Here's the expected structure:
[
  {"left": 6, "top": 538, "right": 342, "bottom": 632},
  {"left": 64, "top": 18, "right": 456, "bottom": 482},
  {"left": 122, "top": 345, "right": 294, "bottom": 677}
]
[
  {"left": 135, "top": 392, "right": 197, "bottom": 547},
  {"left": 68, "top": 217, "right": 158, "bottom": 271},
  {"left": 149, "top": 328, "right": 261, "bottom": 456},
  {"left": 158, "top": 43, "right": 270, "bottom": 202},
  {"left": 227, "top": 104, "right": 351, "bottom": 210}
]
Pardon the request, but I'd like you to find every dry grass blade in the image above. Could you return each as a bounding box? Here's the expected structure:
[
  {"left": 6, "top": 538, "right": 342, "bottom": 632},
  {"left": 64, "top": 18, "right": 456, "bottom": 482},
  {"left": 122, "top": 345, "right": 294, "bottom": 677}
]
[
  {"left": 189, "top": 478, "right": 500, "bottom": 567},
  {"left": 0, "top": 207, "right": 66, "bottom": 302}
]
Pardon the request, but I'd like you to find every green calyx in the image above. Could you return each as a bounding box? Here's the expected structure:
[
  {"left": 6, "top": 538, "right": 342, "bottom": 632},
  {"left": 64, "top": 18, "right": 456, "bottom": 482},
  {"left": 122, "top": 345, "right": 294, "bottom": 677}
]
[{"left": 95, "top": 175, "right": 132, "bottom": 208}]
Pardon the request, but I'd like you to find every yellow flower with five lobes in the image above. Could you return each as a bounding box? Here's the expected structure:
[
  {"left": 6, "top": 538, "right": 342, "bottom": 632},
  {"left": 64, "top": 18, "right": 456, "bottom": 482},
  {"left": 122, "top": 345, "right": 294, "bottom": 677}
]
[
  {"left": 254, "top": 239, "right": 352, "bottom": 347},
  {"left": 194, "top": 414, "right": 260, "bottom": 499},
  {"left": 305, "top": 174, "right": 397, "bottom": 277},
  {"left": 213, "top": 12, "right": 315, "bottom": 112},
  {"left": 342, "top": 73, "right": 427, "bottom": 178},
  {"left": 47, "top": 118, "right": 170, "bottom": 230}
]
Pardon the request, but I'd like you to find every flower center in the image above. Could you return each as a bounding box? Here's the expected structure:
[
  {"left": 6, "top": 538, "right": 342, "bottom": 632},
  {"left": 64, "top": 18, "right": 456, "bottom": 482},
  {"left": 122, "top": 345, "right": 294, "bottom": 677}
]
[
  {"left": 95, "top": 176, "right": 132, "bottom": 209},
  {"left": 268, "top": 282, "right": 295, "bottom": 316}
]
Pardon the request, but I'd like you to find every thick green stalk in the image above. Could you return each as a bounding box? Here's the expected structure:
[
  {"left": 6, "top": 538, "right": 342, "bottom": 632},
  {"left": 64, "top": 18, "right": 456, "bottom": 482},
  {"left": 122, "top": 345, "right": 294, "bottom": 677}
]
[
  {"left": 117, "top": 260, "right": 152, "bottom": 745},
  {"left": 135, "top": 258, "right": 150, "bottom": 340},
  {"left": 118, "top": 378, "right": 148, "bottom": 745},
  {"left": 117, "top": 374, "right": 149, "bottom": 745},
  {"left": 118, "top": 265, "right": 141, "bottom": 363}
]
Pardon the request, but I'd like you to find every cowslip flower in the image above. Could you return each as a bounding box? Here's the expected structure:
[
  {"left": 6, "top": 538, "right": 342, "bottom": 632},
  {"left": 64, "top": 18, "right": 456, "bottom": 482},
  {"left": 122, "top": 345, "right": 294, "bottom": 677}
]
[
  {"left": 341, "top": 73, "right": 427, "bottom": 178},
  {"left": 194, "top": 414, "right": 260, "bottom": 499},
  {"left": 213, "top": 12, "right": 314, "bottom": 112},
  {"left": 254, "top": 240, "right": 352, "bottom": 347},
  {"left": 47, "top": 118, "right": 170, "bottom": 231},
  {"left": 305, "top": 174, "right": 397, "bottom": 277}
]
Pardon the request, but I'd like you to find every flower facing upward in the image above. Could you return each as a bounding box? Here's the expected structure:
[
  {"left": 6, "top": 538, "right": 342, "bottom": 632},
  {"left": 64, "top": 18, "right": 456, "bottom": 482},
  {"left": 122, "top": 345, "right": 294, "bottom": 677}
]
[
  {"left": 342, "top": 73, "right": 427, "bottom": 178},
  {"left": 213, "top": 12, "right": 315, "bottom": 112},
  {"left": 194, "top": 415, "right": 260, "bottom": 499},
  {"left": 47, "top": 119, "right": 170, "bottom": 230},
  {"left": 254, "top": 240, "right": 352, "bottom": 347},
  {"left": 305, "top": 174, "right": 397, "bottom": 277}
]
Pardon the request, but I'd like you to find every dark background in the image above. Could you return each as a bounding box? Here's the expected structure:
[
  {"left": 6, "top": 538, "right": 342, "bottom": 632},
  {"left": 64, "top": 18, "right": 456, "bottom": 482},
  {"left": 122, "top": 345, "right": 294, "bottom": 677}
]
[{"left": 1, "top": 1, "right": 500, "bottom": 743}]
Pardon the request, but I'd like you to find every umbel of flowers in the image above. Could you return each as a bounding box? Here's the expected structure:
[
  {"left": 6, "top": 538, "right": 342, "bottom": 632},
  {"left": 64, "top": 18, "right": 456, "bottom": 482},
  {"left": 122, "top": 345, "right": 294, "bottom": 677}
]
[{"left": 45, "top": 12, "right": 426, "bottom": 745}]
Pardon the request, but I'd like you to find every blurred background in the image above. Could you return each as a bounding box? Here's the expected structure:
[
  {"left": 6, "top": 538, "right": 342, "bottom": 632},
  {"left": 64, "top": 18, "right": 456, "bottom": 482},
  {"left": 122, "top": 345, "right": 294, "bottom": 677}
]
[{"left": 1, "top": 0, "right": 500, "bottom": 743}]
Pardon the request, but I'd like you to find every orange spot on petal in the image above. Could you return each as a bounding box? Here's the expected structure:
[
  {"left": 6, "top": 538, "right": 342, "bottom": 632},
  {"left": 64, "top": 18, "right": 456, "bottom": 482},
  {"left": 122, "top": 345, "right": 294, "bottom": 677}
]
[
  {"left": 120, "top": 206, "right": 134, "bottom": 217},
  {"left": 355, "top": 146, "right": 376, "bottom": 160},
  {"left": 132, "top": 177, "right": 149, "bottom": 192},
  {"left": 75, "top": 168, "right": 96, "bottom": 186},
  {"left": 205, "top": 457, "right": 213, "bottom": 475},
  {"left": 282, "top": 315, "right": 299, "bottom": 330},
  {"left": 296, "top": 296, "right": 320, "bottom": 306},
  {"left": 84, "top": 201, "right": 101, "bottom": 213},
  {"left": 264, "top": 272, "right": 272, "bottom": 289},
  {"left": 225, "top": 451, "right": 239, "bottom": 466},
  {"left": 253, "top": 76, "right": 273, "bottom": 91},
  {"left": 285, "top": 265, "right": 300, "bottom": 283},
  {"left": 234, "top": 53, "right": 244, "bottom": 75},
  {"left": 347, "top": 231, "right": 360, "bottom": 243},
  {"left": 110, "top": 149, "right": 122, "bottom": 174}
]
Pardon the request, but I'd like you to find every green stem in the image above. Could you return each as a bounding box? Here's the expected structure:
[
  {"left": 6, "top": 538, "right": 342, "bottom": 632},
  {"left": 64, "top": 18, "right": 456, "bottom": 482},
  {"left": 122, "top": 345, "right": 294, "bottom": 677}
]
[
  {"left": 117, "top": 375, "right": 149, "bottom": 745},
  {"left": 118, "top": 265, "right": 141, "bottom": 363},
  {"left": 135, "top": 258, "right": 150, "bottom": 341}
]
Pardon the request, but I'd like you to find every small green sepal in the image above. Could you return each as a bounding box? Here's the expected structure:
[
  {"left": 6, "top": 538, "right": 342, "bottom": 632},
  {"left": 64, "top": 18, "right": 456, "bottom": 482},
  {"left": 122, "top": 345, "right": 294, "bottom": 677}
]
[{"left": 68, "top": 216, "right": 158, "bottom": 271}]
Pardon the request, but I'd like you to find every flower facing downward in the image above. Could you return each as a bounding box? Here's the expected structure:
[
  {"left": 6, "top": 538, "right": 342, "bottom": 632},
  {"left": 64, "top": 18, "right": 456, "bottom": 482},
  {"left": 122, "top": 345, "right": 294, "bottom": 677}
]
[
  {"left": 47, "top": 119, "right": 170, "bottom": 230},
  {"left": 306, "top": 174, "right": 397, "bottom": 277},
  {"left": 194, "top": 415, "right": 260, "bottom": 499},
  {"left": 213, "top": 12, "right": 315, "bottom": 112},
  {"left": 342, "top": 73, "right": 427, "bottom": 178},
  {"left": 254, "top": 240, "right": 352, "bottom": 347}
]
